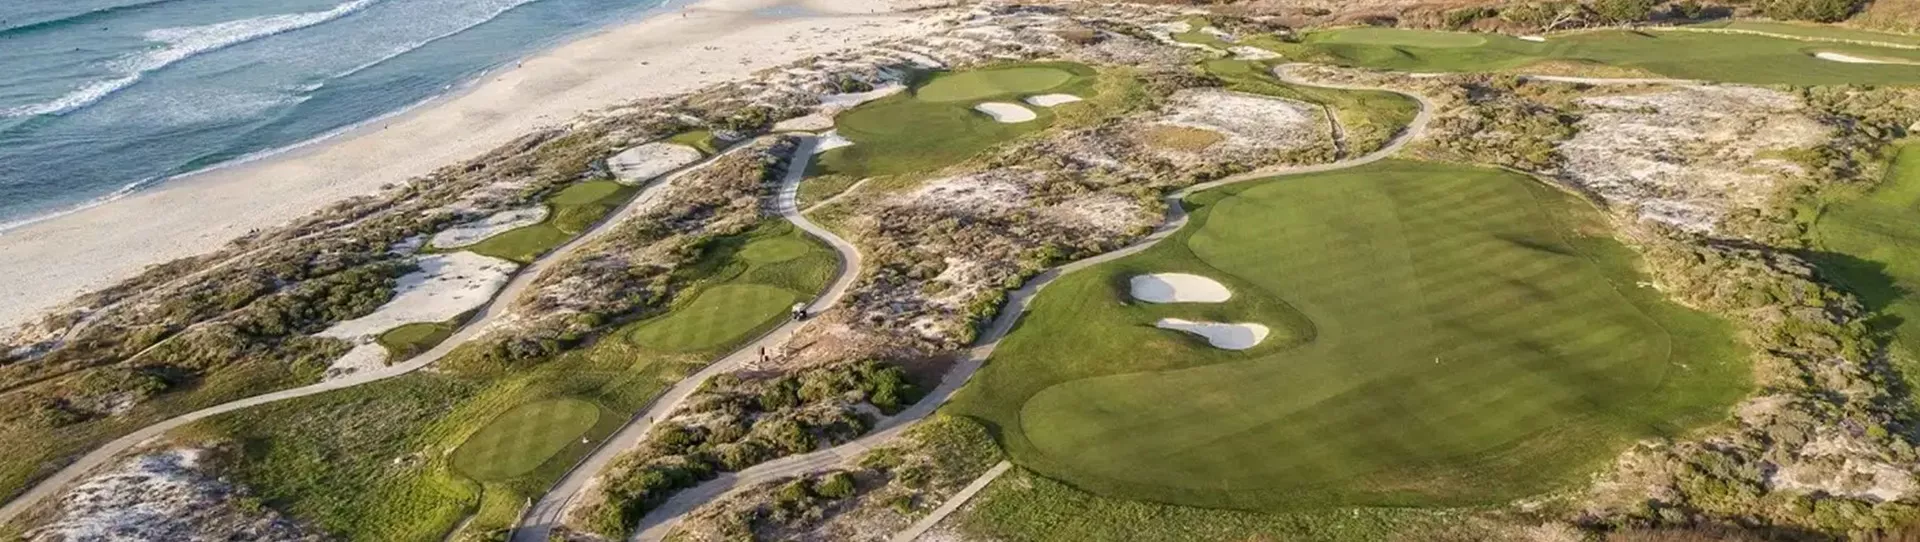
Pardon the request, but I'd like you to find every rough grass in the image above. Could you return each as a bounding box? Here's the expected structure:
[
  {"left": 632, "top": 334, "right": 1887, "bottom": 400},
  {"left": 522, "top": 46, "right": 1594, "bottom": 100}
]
[
  {"left": 946, "top": 160, "right": 1748, "bottom": 511},
  {"left": 1811, "top": 142, "right": 1920, "bottom": 386},
  {"left": 466, "top": 180, "right": 636, "bottom": 263},
  {"left": 176, "top": 221, "right": 838, "bottom": 541},
  {"left": 377, "top": 321, "right": 455, "bottom": 361},
  {"left": 450, "top": 398, "right": 601, "bottom": 481},
  {"left": 1688, "top": 20, "right": 1920, "bottom": 47},
  {"left": 1297, "top": 27, "right": 1920, "bottom": 85},
  {"left": 1201, "top": 59, "right": 1418, "bottom": 156},
  {"left": 815, "top": 62, "right": 1096, "bottom": 179}
]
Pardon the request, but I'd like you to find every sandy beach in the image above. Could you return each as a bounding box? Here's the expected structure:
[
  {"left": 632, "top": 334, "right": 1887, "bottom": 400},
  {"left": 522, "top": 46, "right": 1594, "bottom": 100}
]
[{"left": 0, "top": 0, "right": 925, "bottom": 332}]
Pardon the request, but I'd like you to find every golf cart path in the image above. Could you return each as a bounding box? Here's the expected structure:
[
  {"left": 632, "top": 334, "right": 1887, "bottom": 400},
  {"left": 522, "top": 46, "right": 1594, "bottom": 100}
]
[
  {"left": 0, "top": 138, "right": 768, "bottom": 526},
  {"left": 624, "top": 64, "right": 1437, "bottom": 542},
  {"left": 510, "top": 134, "right": 864, "bottom": 542}
]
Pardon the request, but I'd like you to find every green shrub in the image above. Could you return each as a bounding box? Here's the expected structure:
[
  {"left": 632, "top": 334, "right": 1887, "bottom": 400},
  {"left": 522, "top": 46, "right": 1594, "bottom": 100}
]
[
  {"left": 814, "top": 471, "right": 856, "bottom": 499},
  {"left": 1759, "top": 0, "right": 1862, "bottom": 21},
  {"left": 1592, "top": 0, "right": 1658, "bottom": 22}
]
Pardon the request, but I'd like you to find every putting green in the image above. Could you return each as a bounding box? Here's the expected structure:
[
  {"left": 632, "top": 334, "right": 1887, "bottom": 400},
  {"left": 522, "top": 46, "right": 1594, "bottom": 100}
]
[
  {"left": 629, "top": 284, "right": 798, "bottom": 353},
  {"left": 817, "top": 62, "right": 1095, "bottom": 179},
  {"left": 949, "top": 160, "right": 1748, "bottom": 510},
  {"left": 451, "top": 398, "right": 601, "bottom": 481},
  {"left": 915, "top": 67, "right": 1077, "bottom": 102},
  {"left": 736, "top": 236, "right": 812, "bottom": 264},
  {"left": 1293, "top": 27, "right": 1920, "bottom": 85},
  {"left": 1812, "top": 142, "right": 1920, "bottom": 365}
]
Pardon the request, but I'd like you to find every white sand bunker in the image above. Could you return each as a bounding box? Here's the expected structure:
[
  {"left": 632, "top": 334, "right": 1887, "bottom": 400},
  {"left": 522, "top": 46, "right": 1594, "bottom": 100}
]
[
  {"left": 314, "top": 252, "right": 515, "bottom": 378},
  {"left": 815, "top": 130, "right": 854, "bottom": 154},
  {"left": 1814, "top": 52, "right": 1914, "bottom": 65},
  {"left": 974, "top": 102, "right": 1037, "bottom": 123},
  {"left": 1229, "top": 45, "right": 1282, "bottom": 60},
  {"left": 1130, "top": 273, "right": 1232, "bottom": 303},
  {"left": 1520, "top": 35, "right": 1547, "bottom": 42},
  {"left": 430, "top": 206, "right": 548, "bottom": 249},
  {"left": 1156, "top": 319, "right": 1270, "bottom": 350},
  {"left": 609, "top": 142, "right": 702, "bottom": 184},
  {"left": 1024, "top": 94, "right": 1084, "bottom": 107}
]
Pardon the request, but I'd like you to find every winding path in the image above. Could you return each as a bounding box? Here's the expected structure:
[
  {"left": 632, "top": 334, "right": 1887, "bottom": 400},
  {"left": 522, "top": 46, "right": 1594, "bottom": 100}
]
[
  {"left": 623, "top": 65, "right": 1438, "bottom": 542},
  {"left": 510, "top": 134, "right": 864, "bottom": 542},
  {"left": 0, "top": 139, "right": 762, "bottom": 526}
]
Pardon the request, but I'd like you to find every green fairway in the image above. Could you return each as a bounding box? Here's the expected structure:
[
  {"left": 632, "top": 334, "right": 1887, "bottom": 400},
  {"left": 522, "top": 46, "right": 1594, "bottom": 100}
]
[
  {"left": 1812, "top": 142, "right": 1920, "bottom": 370},
  {"left": 377, "top": 322, "right": 456, "bottom": 360},
  {"left": 1688, "top": 20, "right": 1920, "bottom": 47},
  {"left": 947, "top": 160, "right": 1748, "bottom": 510},
  {"left": 450, "top": 399, "right": 601, "bottom": 481},
  {"left": 816, "top": 62, "right": 1096, "bottom": 179},
  {"left": 628, "top": 285, "right": 798, "bottom": 352},
  {"left": 1290, "top": 27, "right": 1920, "bottom": 85},
  {"left": 465, "top": 180, "right": 637, "bottom": 263}
]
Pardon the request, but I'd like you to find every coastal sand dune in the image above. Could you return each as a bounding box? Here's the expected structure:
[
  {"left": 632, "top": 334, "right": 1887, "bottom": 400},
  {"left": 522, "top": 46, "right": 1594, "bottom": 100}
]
[{"left": 0, "top": 0, "right": 923, "bottom": 333}]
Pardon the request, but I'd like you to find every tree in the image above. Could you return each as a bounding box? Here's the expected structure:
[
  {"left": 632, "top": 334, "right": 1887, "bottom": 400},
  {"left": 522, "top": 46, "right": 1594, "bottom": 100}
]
[{"left": 1760, "top": 0, "right": 1863, "bottom": 22}]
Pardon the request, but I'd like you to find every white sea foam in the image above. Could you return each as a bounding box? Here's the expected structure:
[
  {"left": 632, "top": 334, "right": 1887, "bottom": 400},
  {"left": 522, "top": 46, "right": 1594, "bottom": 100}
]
[
  {"left": 1, "top": 0, "right": 379, "bottom": 118},
  {"left": 324, "top": 0, "right": 546, "bottom": 83}
]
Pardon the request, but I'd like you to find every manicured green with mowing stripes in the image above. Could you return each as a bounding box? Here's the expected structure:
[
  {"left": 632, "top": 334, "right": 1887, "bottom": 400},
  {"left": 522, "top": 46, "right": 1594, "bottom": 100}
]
[
  {"left": 628, "top": 284, "right": 798, "bottom": 353},
  {"left": 1812, "top": 142, "right": 1920, "bottom": 370},
  {"left": 948, "top": 160, "right": 1748, "bottom": 510},
  {"left": 816, "top": 62, "right": 1096, "bottom": 179},
  {"left": 464, "top": 180, "right": 637, "bottom": 263},
  {"left": 1291, "top": 27, "right": 1920, "bottom": 85},
  {"left": 450, "top": 399, "right": 601, "bottom": 481}
]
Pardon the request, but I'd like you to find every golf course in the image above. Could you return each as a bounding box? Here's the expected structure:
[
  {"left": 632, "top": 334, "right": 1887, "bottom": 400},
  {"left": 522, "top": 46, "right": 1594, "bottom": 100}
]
[
  {"left": 464, "top": 179, "right": 641, "bottom": 263},
  {"left": 1285, "top": 27, "right": 1920, "bottom": 85},
  {"left": 1812, "top": 142, "right": 1920, "bottom": 373},
  {"left": 813, "top": 61, "right": 1097, "bottom": 179},
  {"left": 948, "top": 160, "right": 1750, "bottom": 510}
]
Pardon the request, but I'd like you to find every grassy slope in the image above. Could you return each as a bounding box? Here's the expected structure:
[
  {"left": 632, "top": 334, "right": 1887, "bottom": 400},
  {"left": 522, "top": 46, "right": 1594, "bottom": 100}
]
[
  {"left": 947, "top": 160, "right": 1748, "bottom": 511},
  {"left": 1295, "top": 27, "right": 1920, "bottom": 85},
  {"left": 1811, "top": 142, "right": 1920, "bottom": 388},
  {"left": 813, "top": 62, "right": 1095, "bottom": 180},
  {"left": 183, "top": 221, "right": 837, "bottom": 541},
  {"left": 465, "top": 180, "right": 638, "bottom": 263}
]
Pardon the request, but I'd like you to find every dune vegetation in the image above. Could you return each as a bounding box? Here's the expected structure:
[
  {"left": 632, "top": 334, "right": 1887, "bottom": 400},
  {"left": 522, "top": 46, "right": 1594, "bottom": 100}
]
[{"left": 948, "top": 160, "right": 1749, "bottom": 510}]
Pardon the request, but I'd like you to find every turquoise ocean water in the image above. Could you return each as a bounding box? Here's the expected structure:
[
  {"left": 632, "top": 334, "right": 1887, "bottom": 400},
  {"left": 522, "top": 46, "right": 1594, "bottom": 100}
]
[{"left": 0, "top": 0, "right": 670, "bottom": 228}]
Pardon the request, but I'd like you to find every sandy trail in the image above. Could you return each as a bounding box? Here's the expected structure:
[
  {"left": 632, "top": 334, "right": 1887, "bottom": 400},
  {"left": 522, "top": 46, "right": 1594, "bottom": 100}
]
[
  {"left": 0, "top": 0, "right": 920, "bottom": 334},
  {"left": 624, "top": 64, "right": 1438, "bottom": 542}
]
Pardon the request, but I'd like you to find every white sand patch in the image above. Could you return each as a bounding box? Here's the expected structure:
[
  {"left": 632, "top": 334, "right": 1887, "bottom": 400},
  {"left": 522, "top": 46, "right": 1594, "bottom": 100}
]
[
  {"left": 430, "top": 206, "right": 549, "bottom": 249},
  {"left": 819, "top": 82, "right": 905, "bottom": 111},
  {"left": 1157, "top": 89, "right": 1322, "bottom": 151},
  {"left": 897, "top": 170, "right": 1032, "bottom": 213},
  {"left": 25, "top": 448, "right": 315, "bottom": 541},
  {"left": 1520, "top": 35, "right": 1547, "bottom": 42},
  {"left": 816, "top": 130, "right": 855, "bottom": 154},
  {"left": 324, "top": 342, "right": 390, "bottom": 380},
  {"left": 317, "top": 252, "right": 515, "bottom": 340},
  {"left": 1229, "top": 45, "right": 1282, "bottom": 60},
  {"left": 1814, "top": 51, "right": 1914, "bottom": 64},
  {"left": 773, "top": 113, "right": 834, "bottom": 132},
  {"left": 1130, "top": 273, "right": 1232, "bottom": 303},
  {"left": 1156, "top": 318, "right": 1269, "bottom": 350},
  {"left": 609, "top": 142, "right": 703, "bottom": 185},
  {"left": 1023, "top": 93, "right": 1084, "bottom": 107},
  {"left": 974, "top": 102, "right": 1037, "bottom": 123}
]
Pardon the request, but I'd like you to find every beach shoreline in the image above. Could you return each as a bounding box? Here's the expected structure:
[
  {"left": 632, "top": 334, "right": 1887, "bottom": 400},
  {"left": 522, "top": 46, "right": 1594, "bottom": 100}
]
[{"left": 0, "top": 0, "right": 924, "bottom": 333}]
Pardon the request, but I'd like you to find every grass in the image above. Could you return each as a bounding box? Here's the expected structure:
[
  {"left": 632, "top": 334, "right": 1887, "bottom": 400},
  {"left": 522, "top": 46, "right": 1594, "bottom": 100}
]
[
  {"left": 628, "top": 285, "right": 799, "bottom": 353},
  {"left": 1290, "top": 27, "right": 1920, "bottom": 85},
  {"left": 179, "top": 220, "right": 838, "bottom": 541},
  {"left": 377, "top": 321, "right": 456, "bottom": 361},
  {"left": 1200, "top": 59, "right": 1419, "bottom": 155},
  {"left": 946, "top": 160, "right": 1748, "bottom": 511},
  {"left": 465, "top": 179, "right": 637, "bottom": 263},
  {"left": 1810, "top": 142, "right": 1920, "bottom": 383},
  {"left": 450, "top": 398, "right": 601, "bottom": 481},
  {"left": 667, "top": 130, "right": 720, "bottom": 156},
  {"left": 1170, "top": 15, "right": 1233, "bottom": 50},
  {"left": 1687, "top": 20, "right": 1920, "bottom": 47},
  {"left": 814, "top": 62, "right": 1096, "bottom": 179}
]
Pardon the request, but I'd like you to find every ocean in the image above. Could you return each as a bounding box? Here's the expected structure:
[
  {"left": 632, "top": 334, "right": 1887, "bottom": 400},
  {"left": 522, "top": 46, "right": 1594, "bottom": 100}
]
[{"left": 0, "top": 0, "right": 671, "bottom": 229}]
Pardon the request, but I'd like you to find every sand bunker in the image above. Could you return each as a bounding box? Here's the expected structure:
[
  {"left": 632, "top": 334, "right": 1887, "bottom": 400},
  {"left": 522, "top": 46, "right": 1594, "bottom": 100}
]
[
  {"left": 1814, "top": 52, "right": 1913, "bottom": 65},
  {"left": 1520, "top": 35, "right": 1547, "bottom": 42},
  {"left": 324, "top": 343, "right": 391, "bottom": 379},
  {"left": 1024, "top": 94, "right": 1084, "bottom": 107},
  {"left": 1229, "top": 45, "right": 1282, "bottom": 60},
  {"left": 816, "top": 130, "right": 855, "bottom": 154},
  {"left": 1130, "top": 273, "right": 1232, "bottom": 303},
  {"left": 430, "top": 207, "right": 549, "bottom": 249},
  {"left": 974, "top": 102, "right": 1037, "bottom": 123},
  {"left": 608, "top": 142, "right": 702, "bottom": 185},
  {"left": 318, "top": 252, "right": 515, "bottom": 340},
  {"left": 1155, "top": 319, "right": 1270, "bottom": 350}
]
